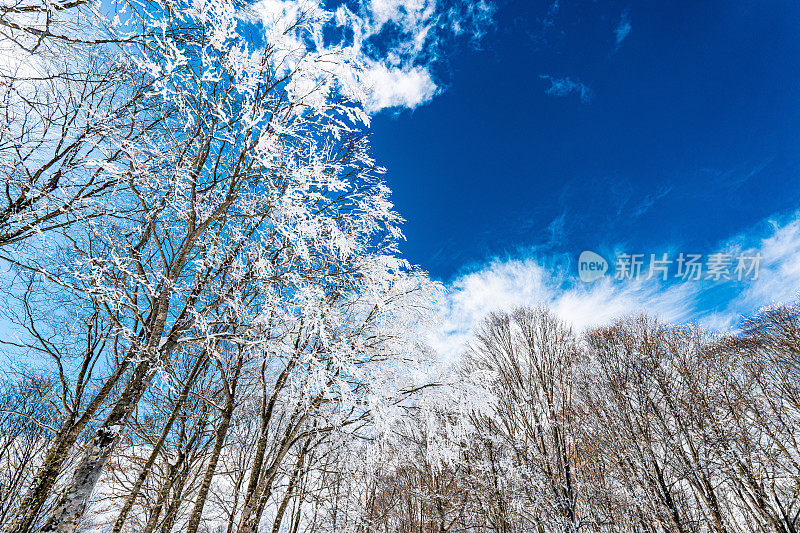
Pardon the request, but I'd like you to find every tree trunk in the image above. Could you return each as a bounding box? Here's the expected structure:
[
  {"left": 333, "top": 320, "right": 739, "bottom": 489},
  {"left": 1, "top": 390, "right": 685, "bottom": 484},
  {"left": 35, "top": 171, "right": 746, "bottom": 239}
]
[
  {"left": 37, "top": 424, "right": 120, "bottom": 533},
  {"left": 4, "top": 355, "right": 134, "bottom": 533},
  {"left": 38, "top": 359, "right": 157, "bottom": 533},
  {"left": 185, "top": 354, "right": 242, "bottom": 533},
  {"left": 271, "top": 438, "right": 309, "bottom": 533},
  {"left": 184, "top": 403, "right": 234, "bottom": 533},
  {"left": 110, "top": 354, "right": 207, "bottom": 533}
]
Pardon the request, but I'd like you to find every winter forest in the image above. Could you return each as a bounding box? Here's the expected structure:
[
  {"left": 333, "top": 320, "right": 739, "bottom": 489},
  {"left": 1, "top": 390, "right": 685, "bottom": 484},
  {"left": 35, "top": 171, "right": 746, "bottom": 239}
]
[{"left": 0, "top": 0, "right": 798, "bottom": 532}]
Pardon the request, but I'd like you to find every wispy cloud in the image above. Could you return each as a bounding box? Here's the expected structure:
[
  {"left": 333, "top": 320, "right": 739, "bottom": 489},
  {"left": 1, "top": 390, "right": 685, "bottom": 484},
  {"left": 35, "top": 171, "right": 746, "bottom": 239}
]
[
  {"left": 429, "top": 257, "right": 698, "bottom": 361},
  {"left": 722, "top": 215, "right": 800, "bottom": 317},
  {"left": 345, "top": 0, "right": 495, "bottom": 112},
  {"left": 546, "top": 212, "right": 568, "bottom": 246},
  {"left": 253, "top": 0, "right": 495, "bottom": 114},
  {"left": 632, "top": 186, "right": 672, "bottom": 217},
  {"left": 614, "top": 9, "right": 631, "bottom": 48},
  {"left": 429, "top": 211, "right": 800, "bottom": 361},
  {"left": 543, "top": 0, "right": 559, "bottom": 28},
  {"left": 540, "top": 75, "right": 593, "bottom": 103}
]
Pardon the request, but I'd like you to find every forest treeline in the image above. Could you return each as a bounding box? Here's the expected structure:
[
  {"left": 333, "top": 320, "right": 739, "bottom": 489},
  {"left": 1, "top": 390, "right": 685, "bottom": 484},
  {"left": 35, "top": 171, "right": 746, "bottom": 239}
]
[
  {"left": 1, "top": 301, "right": 798, "bottom": 533},
  {"left": 354, "top": 306, "right": 800, "bottom": 533},
  {"left": 0, "top": 1, "right": 797, "bottom": 532}
]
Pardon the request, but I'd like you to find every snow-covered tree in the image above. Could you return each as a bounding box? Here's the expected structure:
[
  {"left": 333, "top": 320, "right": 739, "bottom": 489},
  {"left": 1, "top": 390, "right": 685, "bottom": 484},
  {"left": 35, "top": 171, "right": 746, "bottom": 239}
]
[{"left": 1, "top": 1, "right": 450, "bottom": 531}]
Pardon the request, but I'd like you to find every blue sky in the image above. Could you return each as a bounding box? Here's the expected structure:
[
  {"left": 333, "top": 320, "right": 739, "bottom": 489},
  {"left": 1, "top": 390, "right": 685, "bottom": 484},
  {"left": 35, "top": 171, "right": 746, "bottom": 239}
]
[
  {"left": 6, "top": 0, "right": 797, "bottom": 359},
  {"left": 107, "top": 0, "right": 799, "bottom": 338},
  {"left": 372, "top": 0, "right": 800, "bottom": 279},
  {"left": 342, "top": 0, "right": 800, "bottom": 348}
]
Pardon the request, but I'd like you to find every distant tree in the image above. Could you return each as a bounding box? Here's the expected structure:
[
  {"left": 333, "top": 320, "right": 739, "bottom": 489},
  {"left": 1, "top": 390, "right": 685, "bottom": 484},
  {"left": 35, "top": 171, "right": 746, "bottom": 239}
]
[
  {"left": 465, "top": 307, "right": 585, "bottom": 533},
  {"left": 712, "top": 305, "right": 800, "bottom": 533}
]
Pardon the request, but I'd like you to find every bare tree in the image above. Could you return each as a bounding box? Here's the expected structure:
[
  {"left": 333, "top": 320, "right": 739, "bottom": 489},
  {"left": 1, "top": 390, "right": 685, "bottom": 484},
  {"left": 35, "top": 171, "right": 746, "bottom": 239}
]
[
  {"left": 0, "top": 0, "right": 156, "bottom": 248},
  {"left": 465, "top": 308, "right": 584, "bottom": 532},
  {"left": 2, "top": 0, "right": 432, "bottom": 530}
]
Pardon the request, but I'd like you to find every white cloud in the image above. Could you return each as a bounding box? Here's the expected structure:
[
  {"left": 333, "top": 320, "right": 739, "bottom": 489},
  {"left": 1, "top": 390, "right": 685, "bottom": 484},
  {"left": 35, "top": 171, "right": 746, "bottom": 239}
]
[
  {"left": 365, "top": 0, "right": 436, "bottom": 32},
  {"left": 246, "top": 0, "right": 494, "bottom": 114},
  {"left": 716, "top": 215, "right": 800, "bottom": 320},
  {"left": 540, "top": 75, "right": 593, "bottom": 103},
  {"left": 327, "top": 0, "right": 494, "bottom": 113},
  {"left": 429, "top": 211, "right": 800, "bottom": 362},
  {"left": 361, "top": 62, "right": 439, "bottom": 113},
  {"left": 429, "top": 258, "right": 697, "bottom": 361}
]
